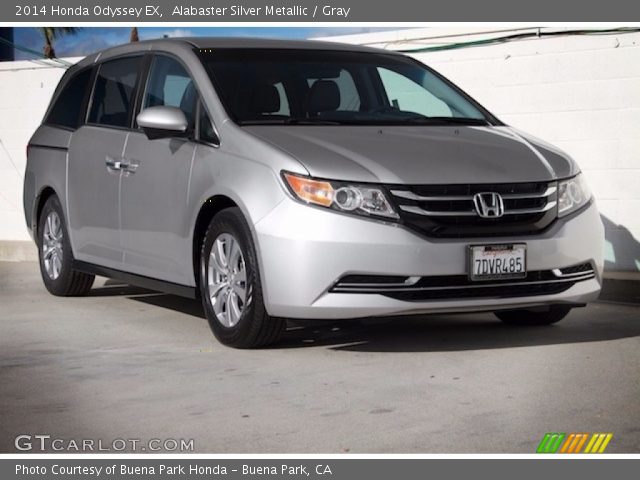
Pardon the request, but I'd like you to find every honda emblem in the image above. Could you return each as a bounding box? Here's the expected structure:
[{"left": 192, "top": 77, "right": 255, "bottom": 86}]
[{"left": 473, "top": 192, "right": 505, "bottom": 218}]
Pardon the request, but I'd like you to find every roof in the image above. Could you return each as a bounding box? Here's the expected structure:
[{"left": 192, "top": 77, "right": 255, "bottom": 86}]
[
  {"left": 72, "top": 36, "right": 401, "bottom": 71},
  {"left": 86, "top": 36, "right": 396, "bottom": 61},
  {"left": 179, "top": 37, "right": 395, "bottom": 54}
]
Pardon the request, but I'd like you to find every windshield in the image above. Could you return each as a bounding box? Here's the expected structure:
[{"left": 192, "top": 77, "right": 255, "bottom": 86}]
[{"left": 198, "top": 49, "right": 496, "bottom": 126}]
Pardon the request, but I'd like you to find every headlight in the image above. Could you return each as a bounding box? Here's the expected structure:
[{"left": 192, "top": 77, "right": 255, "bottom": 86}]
[
  {"left": 558, "top": 173, "right": 592, "bottom": 217},
  {"left": 283, "top": 172, "right": 399, "bottom": 220}
]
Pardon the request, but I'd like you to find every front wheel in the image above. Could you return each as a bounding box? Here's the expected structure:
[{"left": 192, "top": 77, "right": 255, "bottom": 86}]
[
  {"left": 494, "top": 306, "right": 572, "bottom": 326},
  {"left": 199, "top": 208, "right": 284, "bottom": 348}
]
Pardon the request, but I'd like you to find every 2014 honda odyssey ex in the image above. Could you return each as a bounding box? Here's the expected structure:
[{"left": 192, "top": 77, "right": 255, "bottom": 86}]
[{"left": 24, "top": 38, "right": 604, "bottom": 348}]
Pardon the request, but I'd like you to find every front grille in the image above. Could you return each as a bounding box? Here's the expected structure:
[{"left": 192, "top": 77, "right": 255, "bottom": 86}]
[
  {"left": 330, "top": 264, "right": 595, "bottom": 302},
  {"left": 388, "top": 181, "right": 558, "bottom": 238}
]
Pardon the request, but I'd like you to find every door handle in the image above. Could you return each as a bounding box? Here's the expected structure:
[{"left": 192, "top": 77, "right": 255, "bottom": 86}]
[
  {"left": 106, "top": 156, "right": 139, "bottom": 174},
  {"left": 105, "top": 156, "right": 124, "bottom": 171},
  {"left": 123, "top": 159, "right": 139, "bottom": 175}
]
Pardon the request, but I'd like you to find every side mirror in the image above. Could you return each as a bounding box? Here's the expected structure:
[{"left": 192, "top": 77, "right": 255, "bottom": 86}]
[{"left": 137, "top": 106, "right": 188, "bottom": 140}]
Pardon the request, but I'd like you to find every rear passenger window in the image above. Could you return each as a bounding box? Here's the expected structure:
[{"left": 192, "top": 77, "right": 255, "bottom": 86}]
[
  {"left": 88, "top": 56, "right": 142, "bottom": 128},
  {"left": 46, "top": 68, "right": 92, "bottom": 129}
]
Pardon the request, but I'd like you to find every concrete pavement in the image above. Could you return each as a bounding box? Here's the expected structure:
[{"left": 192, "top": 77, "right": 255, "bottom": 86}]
[{"left": 1, "top": 261, "right": 639, "bottom": 453}]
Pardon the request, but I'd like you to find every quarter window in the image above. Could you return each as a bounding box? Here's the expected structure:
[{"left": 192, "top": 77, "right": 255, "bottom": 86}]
[
  {"left": 88, "top": 56, "right": 142, "bottom": 128},
  {"left": 198, "top": 102, "right": 219, "bottom": 145},
  {"left": 46, "top": 68, "right": 92, "bottom": 129}
]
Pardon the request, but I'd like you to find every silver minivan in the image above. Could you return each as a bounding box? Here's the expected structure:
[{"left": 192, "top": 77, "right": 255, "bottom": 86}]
[{"left": 24, "top": 38, "right": 604, "bottom": 348}]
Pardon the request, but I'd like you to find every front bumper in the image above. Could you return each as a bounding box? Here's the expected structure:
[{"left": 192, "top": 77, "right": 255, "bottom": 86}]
[{"left": 254, "top": 199, "right": 604, "bottom": 319}]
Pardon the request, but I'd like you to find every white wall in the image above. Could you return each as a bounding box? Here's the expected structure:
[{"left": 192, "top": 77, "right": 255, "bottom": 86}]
[
  {"left": 0, "top": 30, "right": 639, "bottom": 270},
  {"left": 0, "top": 58, "right": 77, "bottom": 241},
  {"left": 322, "top": 28, "right": 640, "bottom": 271}
]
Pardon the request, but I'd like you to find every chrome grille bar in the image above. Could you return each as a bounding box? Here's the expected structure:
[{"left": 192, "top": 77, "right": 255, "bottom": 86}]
[
  {"left": 391, "top": 182, "right": 558, "bottom": 218},
  {"left": 332, "top": 272, "right": 595, "bottom": 293},
  {"left": 552, "top": 267, "right": 595, "bottom": 278},
  {"left": 390, "top": 191, "right": 472, "bottom": 201},
  {"left": 503, "top": 200, "right": 557, "bottom": 215},
  {"left": 398, "top": 205, "right": 477, "bottom": 216},
  {"left": 337, "top": 276, "right": 421, "bottom": 288},
  {"left": 398, "top": 200, "right": 557, "bottom": 217},
  {"left": 390, "top": 185, "right": 557, "bottom": 202}
]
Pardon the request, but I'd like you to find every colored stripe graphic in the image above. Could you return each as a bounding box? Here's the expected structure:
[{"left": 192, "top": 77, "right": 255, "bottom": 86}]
[
  {"left": 538, "top": 433, "right": 613, "bottom": 453},
  {"left": 560, "top": 433, "right": 575, "bottom": 453},
  {"left": 584, "top": 433, "right": 613, "bottom": 453},
  {"left": 536, "top": 433, "right": 566, "bottom": 453},
  {"left": 560, "top": 433, "right": 589, "bottom": 453},
  {"left": 573, "top": 433, "right": 589, "bottom": 453}
]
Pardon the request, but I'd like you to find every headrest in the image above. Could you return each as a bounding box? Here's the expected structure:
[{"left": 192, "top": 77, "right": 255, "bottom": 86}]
[
  {"left": 307, "top": 80, "right": 340, "bottom": 114},
  {"left": 250, "top": 84, "right": 280, "bottom": 114}
]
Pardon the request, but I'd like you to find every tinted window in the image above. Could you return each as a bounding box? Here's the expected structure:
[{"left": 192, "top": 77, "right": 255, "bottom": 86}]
[
  {"left": 143, "top": 56, "right": 196, "bottom": 129},
  {"left": 201, "top": 49, "right": 490, "bottom": 126},
  {"left": 88, "top": 56, "right": 142, "bottom": 128},
  {"left": 307, "top": 70, "right": 360, "bottom": 111},
  {"left": 46, "top": 68, "right": 92, "bottom": 129},
  {"left": 272, "top": 82, "right": 290, "bottom": 116}
]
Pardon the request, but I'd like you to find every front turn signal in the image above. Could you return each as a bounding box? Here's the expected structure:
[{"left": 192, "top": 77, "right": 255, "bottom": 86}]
[{"left": 283, "top": 173, "right": 334, "bottom": 207}]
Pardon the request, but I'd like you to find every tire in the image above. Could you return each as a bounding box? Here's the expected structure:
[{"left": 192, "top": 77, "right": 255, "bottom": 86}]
[
  {"left": 199, "top": 207, "right": 285, "bottom": 348},
  {"left": 495, "top": 306, "right": 572, "bottom": 326},
  {"left": 37, "top": 195, "right": 94, "bottom": 296}
]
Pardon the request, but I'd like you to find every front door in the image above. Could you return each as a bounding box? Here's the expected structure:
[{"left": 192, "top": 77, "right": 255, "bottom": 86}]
[{"left": 119, "top": 55, "right": 197, "bottom": 285}]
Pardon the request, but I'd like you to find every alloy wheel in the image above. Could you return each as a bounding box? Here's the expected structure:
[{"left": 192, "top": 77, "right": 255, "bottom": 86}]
[
  {"left": 207, "top": 233, "right": 247, "bottom": 327},
  {"left": 42, "top": 211, "right": 63, "bottom": 280}
]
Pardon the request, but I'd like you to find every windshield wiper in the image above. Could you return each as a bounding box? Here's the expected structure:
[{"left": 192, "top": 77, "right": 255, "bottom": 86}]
[
  {"left": 240, "top": 118, "right": 341, "bottom": 126},
  {"left": 400, "top": 116, "right": 491, "bottom": 126},
  {"left": 285, "top": 118, "right": 342, "bottom": 125},
  {"left": 239, "top": 116, "right": 490, "bottom": 126}
]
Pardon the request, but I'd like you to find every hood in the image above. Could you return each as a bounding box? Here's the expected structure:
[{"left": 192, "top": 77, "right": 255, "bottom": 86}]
[{"left": 245, "top": 125, "right": 577, "bottom": 185}]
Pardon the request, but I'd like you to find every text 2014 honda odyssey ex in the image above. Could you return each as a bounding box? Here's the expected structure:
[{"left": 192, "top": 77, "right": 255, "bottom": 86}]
[{"left": 24, "top": 38, "right": 604, "bottom": 348}]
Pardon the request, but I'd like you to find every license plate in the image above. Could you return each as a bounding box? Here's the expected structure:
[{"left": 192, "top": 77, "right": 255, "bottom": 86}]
[{"left": 469, "top": 244, "right": 526, "bottom": 281}]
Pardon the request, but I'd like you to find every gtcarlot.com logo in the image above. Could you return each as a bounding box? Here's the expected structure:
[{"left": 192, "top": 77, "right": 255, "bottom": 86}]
[
  {"left": 15, "top": 434, "right": 194, "bottom": 452},
  {"left": 536, "top": 432, "right": 613, "bottom": 454}
]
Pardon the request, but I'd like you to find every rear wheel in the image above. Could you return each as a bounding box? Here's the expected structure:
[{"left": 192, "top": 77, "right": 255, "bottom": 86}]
[
  {"left": 495, "top": 306, "right": 572, "bottom": 326},
  {"left": 199, "top": 207, "right": 284, "bottom": 348},
  {"left": 38, "top": 196, "right": 94, "bottom": 296}
]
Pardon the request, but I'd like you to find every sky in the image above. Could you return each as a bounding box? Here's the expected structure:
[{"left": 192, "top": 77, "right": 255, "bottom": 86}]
[{"left": 11, "top": 27, "right": 397, "bottom": 60}]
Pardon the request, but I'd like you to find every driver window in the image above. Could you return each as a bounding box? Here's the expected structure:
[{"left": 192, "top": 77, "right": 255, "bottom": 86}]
[{"left": 143, "top": 56, "right": 197, "bottom": 130}]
